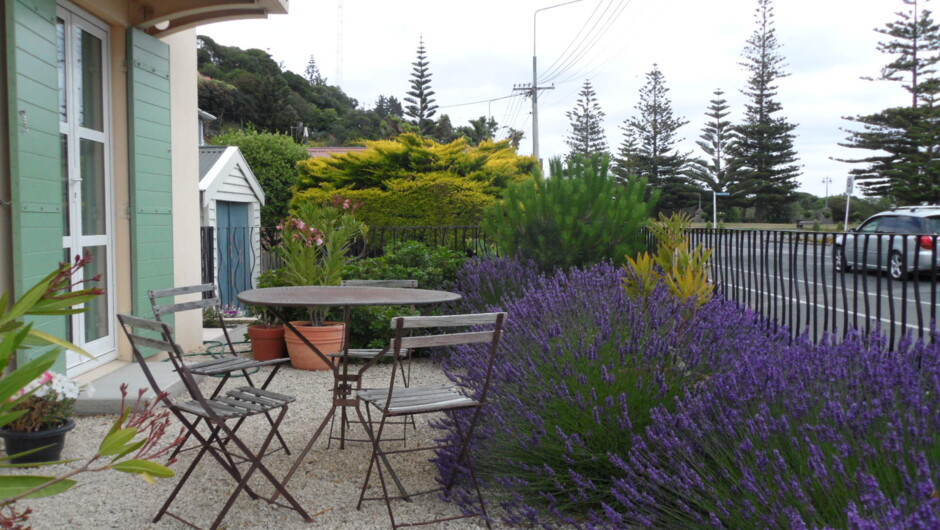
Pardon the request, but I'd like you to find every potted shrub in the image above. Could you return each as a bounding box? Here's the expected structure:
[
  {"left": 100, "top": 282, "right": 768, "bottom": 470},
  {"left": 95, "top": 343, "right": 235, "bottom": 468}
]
[
  {"left": 276, "top": 197, "right": 366, "bottom": 370},
  {"left": 245, "top": 305, "right": 286, "bottom": 361}
]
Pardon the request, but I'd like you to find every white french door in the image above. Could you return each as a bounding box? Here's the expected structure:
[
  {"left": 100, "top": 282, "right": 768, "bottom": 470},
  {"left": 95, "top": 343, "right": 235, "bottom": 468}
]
[{"left": 57, "top": 3, "right": 116, "bottom": 375}]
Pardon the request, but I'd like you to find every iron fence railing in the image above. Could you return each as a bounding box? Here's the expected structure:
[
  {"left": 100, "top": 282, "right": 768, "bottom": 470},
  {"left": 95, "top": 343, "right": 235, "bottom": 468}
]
[
  {"left": 201, "top": 225, "right": 493, "bottom": 307},
  {"left": 202, "top": 225, "right": 939, "bottom": 350},
  {"left": 686, "top": 229, "right": 938, "bottom": 350}
]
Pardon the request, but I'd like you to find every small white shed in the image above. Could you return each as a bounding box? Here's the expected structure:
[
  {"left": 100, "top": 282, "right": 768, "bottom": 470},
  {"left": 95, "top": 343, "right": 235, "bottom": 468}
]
[{"left": 198, "top": 145, "right": 265, "bottom": 306}]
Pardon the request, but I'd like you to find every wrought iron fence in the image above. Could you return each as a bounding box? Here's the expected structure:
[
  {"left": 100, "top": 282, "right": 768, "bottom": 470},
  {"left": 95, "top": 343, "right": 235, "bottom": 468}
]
[
  {"left": 686, "top": 229, "right": 939, "bottom": 350},
  {"left": 202, "top": 225, "right": 939, "bottom": 350},
  {"left": 201, "top": 225, "right": 492, "bottom": 307}
]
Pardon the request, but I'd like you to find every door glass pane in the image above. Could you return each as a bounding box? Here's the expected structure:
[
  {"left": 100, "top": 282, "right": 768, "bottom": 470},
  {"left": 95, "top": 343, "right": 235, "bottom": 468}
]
[
  {"left": 78, "top": 29, "right": 103, "bottom": 131},
  {"left": 61, "top": 134, "right": 70, "bottom": 237},
  {"left": 83, "top": 246, "right": 108, "bottom": 342},
  {"left": 80, "top": 139, "right": 106, "bottom": 235},
  {"left": 57, "top": 18, "right": 67, "bottom": 122},
  {"left": 63, "top": 249, "right": 74, "bottom": 343}
]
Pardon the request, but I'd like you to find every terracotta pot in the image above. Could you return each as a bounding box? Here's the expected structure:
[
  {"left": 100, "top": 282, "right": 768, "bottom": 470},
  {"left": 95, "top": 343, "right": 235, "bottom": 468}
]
[
  {"left": 246, "top": 325, "right": 286, "bottom": 361},
  {"left": 0, "top": 418, "right": 75, "bottom": 465},
  {"left": 284, "top": 321, "right": 343, "bottom": 371}
]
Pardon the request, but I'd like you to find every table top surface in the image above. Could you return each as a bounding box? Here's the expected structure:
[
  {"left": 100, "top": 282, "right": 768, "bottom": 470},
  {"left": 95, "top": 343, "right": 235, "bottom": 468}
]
[{"left": 237, "top": 285, "right": 462, "bottom": 307}]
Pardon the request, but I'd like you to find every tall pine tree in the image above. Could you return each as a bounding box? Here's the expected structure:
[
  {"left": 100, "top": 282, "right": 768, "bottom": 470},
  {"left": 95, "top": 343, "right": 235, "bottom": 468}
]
[
  {"left": 305, "top": 55, "right": 326, "bottom": 85},
  {"left": 565, "top": 79, "right": 608, "bottom": 160},
  {"left": 838, "top": 0, "right": 940, "bottom": 204},
  {"left": 404, "top": 37, "right": 439, "bottom": 136},
  {"left": 689, "top": 89, "right": 736, "bottom": 194},
  {"left": 616, "top": 64, "right": 697, "bottom": 212},
  {"left": 732, "top": 0, "right": 800, "bottom": 222}
]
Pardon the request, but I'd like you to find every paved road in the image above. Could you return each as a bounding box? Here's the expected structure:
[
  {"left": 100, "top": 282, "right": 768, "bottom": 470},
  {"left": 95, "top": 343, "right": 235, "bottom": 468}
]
[{"left": 693, "top": 233, "right": 939, "bottom": 348}]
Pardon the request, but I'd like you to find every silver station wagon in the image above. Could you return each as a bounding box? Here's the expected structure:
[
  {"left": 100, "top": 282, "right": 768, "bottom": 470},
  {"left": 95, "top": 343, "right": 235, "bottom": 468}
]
[{"left": 834, "top": 206, "right": 940, "bottom": 280}]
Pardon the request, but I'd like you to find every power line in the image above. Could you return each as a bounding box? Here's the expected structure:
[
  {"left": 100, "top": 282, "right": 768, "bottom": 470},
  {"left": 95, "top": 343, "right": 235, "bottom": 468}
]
[
  {"left": 537, "top": 0, "right": 605, "bottom": 81},
  {"left": 439, "top": 94, "right": 514, "bottom": 109},
  {"left": 539, "top": 0, "right": 620, "bottom": 83},
  {"left": 541, "top": 0, "right": 631, "bottom": 84}
]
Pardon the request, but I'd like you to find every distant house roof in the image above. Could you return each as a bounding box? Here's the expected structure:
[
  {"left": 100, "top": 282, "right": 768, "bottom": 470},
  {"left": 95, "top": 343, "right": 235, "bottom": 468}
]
[{"left": 307, "top": 147, "right": 367, "bottom": 158}]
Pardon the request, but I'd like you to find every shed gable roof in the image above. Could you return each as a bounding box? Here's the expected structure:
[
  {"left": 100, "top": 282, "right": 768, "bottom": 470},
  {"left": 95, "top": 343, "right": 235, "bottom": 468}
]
[{"left": 198, "top": 146, "right": 265, "bottom": 207}]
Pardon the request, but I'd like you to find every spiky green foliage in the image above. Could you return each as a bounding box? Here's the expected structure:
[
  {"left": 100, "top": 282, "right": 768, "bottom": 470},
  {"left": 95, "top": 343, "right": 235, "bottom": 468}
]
[
  {"left": 731, "top": 0, "right": 800, "bottom": 222},
  {"left": 565, "top": 79, "right": 608, "bottom": 160},
  {"left": 482, "top": 155, "right": 658, "bottom": 272},
  {"left": 616, "top": 64, "right": 697, "bottom": 212},
  {"left": 689, "top": 89, "right": 736, "bottom": 195},
  {"left": 838, "top": 0, "right": 940, "bottom": 204},
  {"left": 404, "top": 37, "right": 438, "bottom": 136}
]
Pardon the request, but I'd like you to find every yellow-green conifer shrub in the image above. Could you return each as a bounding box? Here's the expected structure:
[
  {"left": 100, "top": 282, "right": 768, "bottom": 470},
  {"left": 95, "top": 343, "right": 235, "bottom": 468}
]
[{"left": 294, "top": 133, "right": 538, "bottom": 196}]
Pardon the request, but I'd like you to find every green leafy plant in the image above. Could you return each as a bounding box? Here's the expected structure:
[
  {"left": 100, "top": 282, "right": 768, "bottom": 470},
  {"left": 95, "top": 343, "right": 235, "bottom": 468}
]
[
  {"left": 482, "top": 154, "right": 658, "bottom": 272},
  {"left": 623, "top": 212, "right": 714, "bottom": 309},
  {"left": 0, "top": 257, "right": 180, "bottom": 526},
  {"left": 277, "top": 196, "right": 367, "bottom": 325},
  {"left": 342, "top": 241, "right": 467, "bottom": 348}
]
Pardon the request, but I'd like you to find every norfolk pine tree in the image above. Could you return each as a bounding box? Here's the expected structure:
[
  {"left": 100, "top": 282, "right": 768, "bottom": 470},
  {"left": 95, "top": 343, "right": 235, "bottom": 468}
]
[
  {"left": 731, "top": 0, "right": 800, "bottom": 222},
  {"left": 565, "top": 79, "right": 609, "bottom": 160},
  {"left": 616, "top": 64, "right": 697, "bottom": 212},
  {"left": 838, "top": 0, "right": 940, "bottom": 203},
  {"left": 689, "top": 89, "right": 736, "bottom": 195},
  {"left": 404, "top": 37, "right": 439, "bottom": 136}
]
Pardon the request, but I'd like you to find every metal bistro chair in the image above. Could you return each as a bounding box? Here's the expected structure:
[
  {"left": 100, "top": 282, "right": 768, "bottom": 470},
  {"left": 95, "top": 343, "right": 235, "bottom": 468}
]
[
  {"left": 327, "top": 279, "right": 419, "bottom": 448},
  {"left": 117, "top": 314, "right": 311, "bottom": 530},
  {"left": 149, "top": 283, "right": 291, "bottom": 457},
  {"left": 332, "top": 279, "right": 419, "bottom": 385},
  {"left": 356, "top": 312, "right": 507, "bottom": 529}
]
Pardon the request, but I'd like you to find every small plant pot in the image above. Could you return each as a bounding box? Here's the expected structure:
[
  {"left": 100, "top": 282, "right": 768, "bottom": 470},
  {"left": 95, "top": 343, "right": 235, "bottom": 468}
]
[
  {"left": 284, "top": 321, "right": 343, "bottom": 371},
  {"left": 246, "top": 324, "right": 287, "bottom": 361},
  {"left": 0, "top": 419, "right": 76, "bottom": 465}
]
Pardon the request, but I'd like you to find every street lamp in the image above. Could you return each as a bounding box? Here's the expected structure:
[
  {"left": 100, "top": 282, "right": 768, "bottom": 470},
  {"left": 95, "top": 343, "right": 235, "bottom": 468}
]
[
  {"left": 822, "top": 176, "right": 832, "bottom": 207},
  {"left": 532, "top": 0, "right": 583, "bottom": 162}
]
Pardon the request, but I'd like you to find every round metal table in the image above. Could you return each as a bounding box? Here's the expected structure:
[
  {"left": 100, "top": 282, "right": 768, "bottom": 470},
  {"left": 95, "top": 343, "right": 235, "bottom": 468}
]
[{"left": 237, "top": 285, "right": 461, "bottom": 497}]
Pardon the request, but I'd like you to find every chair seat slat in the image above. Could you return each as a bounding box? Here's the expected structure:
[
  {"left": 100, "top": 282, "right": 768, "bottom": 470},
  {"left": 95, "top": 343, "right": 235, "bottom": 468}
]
[{"left": 214, "top": 396, "right": 268, "bottom": 413}]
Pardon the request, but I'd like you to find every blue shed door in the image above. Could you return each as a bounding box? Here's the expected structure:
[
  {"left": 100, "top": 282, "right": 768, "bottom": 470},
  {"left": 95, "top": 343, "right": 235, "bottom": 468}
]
[{"left": 216, "top": 201, "right": 251, "bottom": 307}]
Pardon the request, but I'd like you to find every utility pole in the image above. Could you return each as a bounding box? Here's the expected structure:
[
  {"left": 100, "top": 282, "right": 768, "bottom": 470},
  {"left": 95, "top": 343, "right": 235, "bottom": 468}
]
[{"left": 521, "top": 0, "right": 581, "bottom": 164}]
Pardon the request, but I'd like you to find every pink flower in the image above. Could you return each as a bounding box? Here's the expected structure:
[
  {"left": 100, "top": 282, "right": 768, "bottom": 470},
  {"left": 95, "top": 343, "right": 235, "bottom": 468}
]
[
  {"left": 343, "top": 199, "right": 351, "bottom": 210},
  {"left": 316, "top": 238, "right": 324, "bottom": 246},
  {"left": 40, "top": 372, "right": 54, "bottom": 385},
  {"left": 276, "top": 224, "right": 283, "bottom": 230}
]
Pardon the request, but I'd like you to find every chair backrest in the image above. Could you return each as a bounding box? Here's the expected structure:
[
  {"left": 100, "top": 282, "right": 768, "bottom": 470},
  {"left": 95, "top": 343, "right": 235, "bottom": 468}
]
[
  {"left": 117, "top": 313, "right": 202, "bottom": 403},
  {"left": 389, "top": 312, "right": 506, "bottom": 402},
  {"left": 341, "top": 279, "right": 418, "bottom": 289},
  {"left": 149, "top": 283, "right": 238, "bottom": 352}
]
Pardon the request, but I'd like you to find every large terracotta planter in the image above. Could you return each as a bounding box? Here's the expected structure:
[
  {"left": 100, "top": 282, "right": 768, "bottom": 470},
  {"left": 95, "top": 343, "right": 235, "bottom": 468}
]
[
  {"left": 246, "top": 325, "right": 286, "bottom": 361},
  {"left": 0, "top": 419, "right": 75, "bottom": 465},
  {"left": 284, "top": 321, "right": 343, "bottom": 371}
]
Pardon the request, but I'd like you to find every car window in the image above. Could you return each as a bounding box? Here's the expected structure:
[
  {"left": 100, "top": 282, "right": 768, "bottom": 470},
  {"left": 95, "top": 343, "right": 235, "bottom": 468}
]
[
  {"left": 857, "top": 217, "right": 881, "bottom": 233},
  {"left": 926, "top": 216, "right": 940, "bottom": 234},
  {"left": 876, "top": 216, "right": 902, "bottom": 233},
  {"left": 892, "top": 215, "right": 922, "bottom": 234}
]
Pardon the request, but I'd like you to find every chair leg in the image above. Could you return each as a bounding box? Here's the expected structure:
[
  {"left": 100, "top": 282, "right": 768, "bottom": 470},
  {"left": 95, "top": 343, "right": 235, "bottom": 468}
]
[
  {"left": 209, "top": 407, "right": 311, "bottom": 528},
  {"left": 444, "top": 409, "right": 491, "bottom": 528}
]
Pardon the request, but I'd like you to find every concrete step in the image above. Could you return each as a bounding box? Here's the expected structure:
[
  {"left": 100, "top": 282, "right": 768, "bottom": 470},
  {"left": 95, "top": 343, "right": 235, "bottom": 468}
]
[{"left": 73, "top": 360, "right": 190, "bottom": 416}]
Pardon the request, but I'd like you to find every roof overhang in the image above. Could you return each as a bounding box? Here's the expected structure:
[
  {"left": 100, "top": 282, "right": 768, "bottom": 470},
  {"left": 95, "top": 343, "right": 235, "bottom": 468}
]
[{"left": 131, "top": 0, "right": 288, "bottom": 37}]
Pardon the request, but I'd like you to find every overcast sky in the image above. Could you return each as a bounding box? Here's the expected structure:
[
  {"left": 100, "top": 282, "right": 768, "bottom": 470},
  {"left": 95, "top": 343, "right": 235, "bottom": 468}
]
[{"left": 199, "top": 0, "right": 909, "bottom": 199}]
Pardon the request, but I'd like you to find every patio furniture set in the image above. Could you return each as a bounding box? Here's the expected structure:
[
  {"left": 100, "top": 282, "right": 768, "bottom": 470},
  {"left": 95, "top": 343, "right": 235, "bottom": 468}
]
[{"left": 116, "top": 282, "right": 507, "bottom": 530}]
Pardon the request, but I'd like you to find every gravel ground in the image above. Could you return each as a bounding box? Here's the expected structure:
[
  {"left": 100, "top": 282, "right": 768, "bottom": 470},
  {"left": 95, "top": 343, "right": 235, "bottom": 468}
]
[{"left": 8, "top": 355, "right": 502, "bottom": 530}]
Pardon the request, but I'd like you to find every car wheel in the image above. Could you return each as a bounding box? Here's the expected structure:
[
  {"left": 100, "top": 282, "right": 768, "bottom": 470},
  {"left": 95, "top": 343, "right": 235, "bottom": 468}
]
[
  {"left": 834, "top": 246, "right": 849, "bottom": 273},
  {"left": 889, "top": 251, "right": 906, "bottom": 281}
]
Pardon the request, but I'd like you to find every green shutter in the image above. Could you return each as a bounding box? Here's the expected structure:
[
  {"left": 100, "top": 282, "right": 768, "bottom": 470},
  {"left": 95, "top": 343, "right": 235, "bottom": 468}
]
[
  {"left": 5, "top": 0, "right": 66, "bottom": 367},
  {"left": 127, "top": 28, "right": 173, "bottom": 327}
]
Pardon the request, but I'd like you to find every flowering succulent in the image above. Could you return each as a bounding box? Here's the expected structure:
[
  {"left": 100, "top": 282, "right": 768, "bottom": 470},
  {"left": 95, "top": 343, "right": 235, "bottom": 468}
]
[
  {"left": 5, "top": 371, "right": 89, "bottom": 432},
  {"left": 276, "top": 196, "right": 366, "bottom": 325}
]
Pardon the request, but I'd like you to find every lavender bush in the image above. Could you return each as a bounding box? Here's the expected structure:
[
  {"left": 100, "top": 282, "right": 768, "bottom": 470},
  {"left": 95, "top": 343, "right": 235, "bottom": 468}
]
[{"left": 436, "top": 257, "right": 940, "bottom": 528}]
